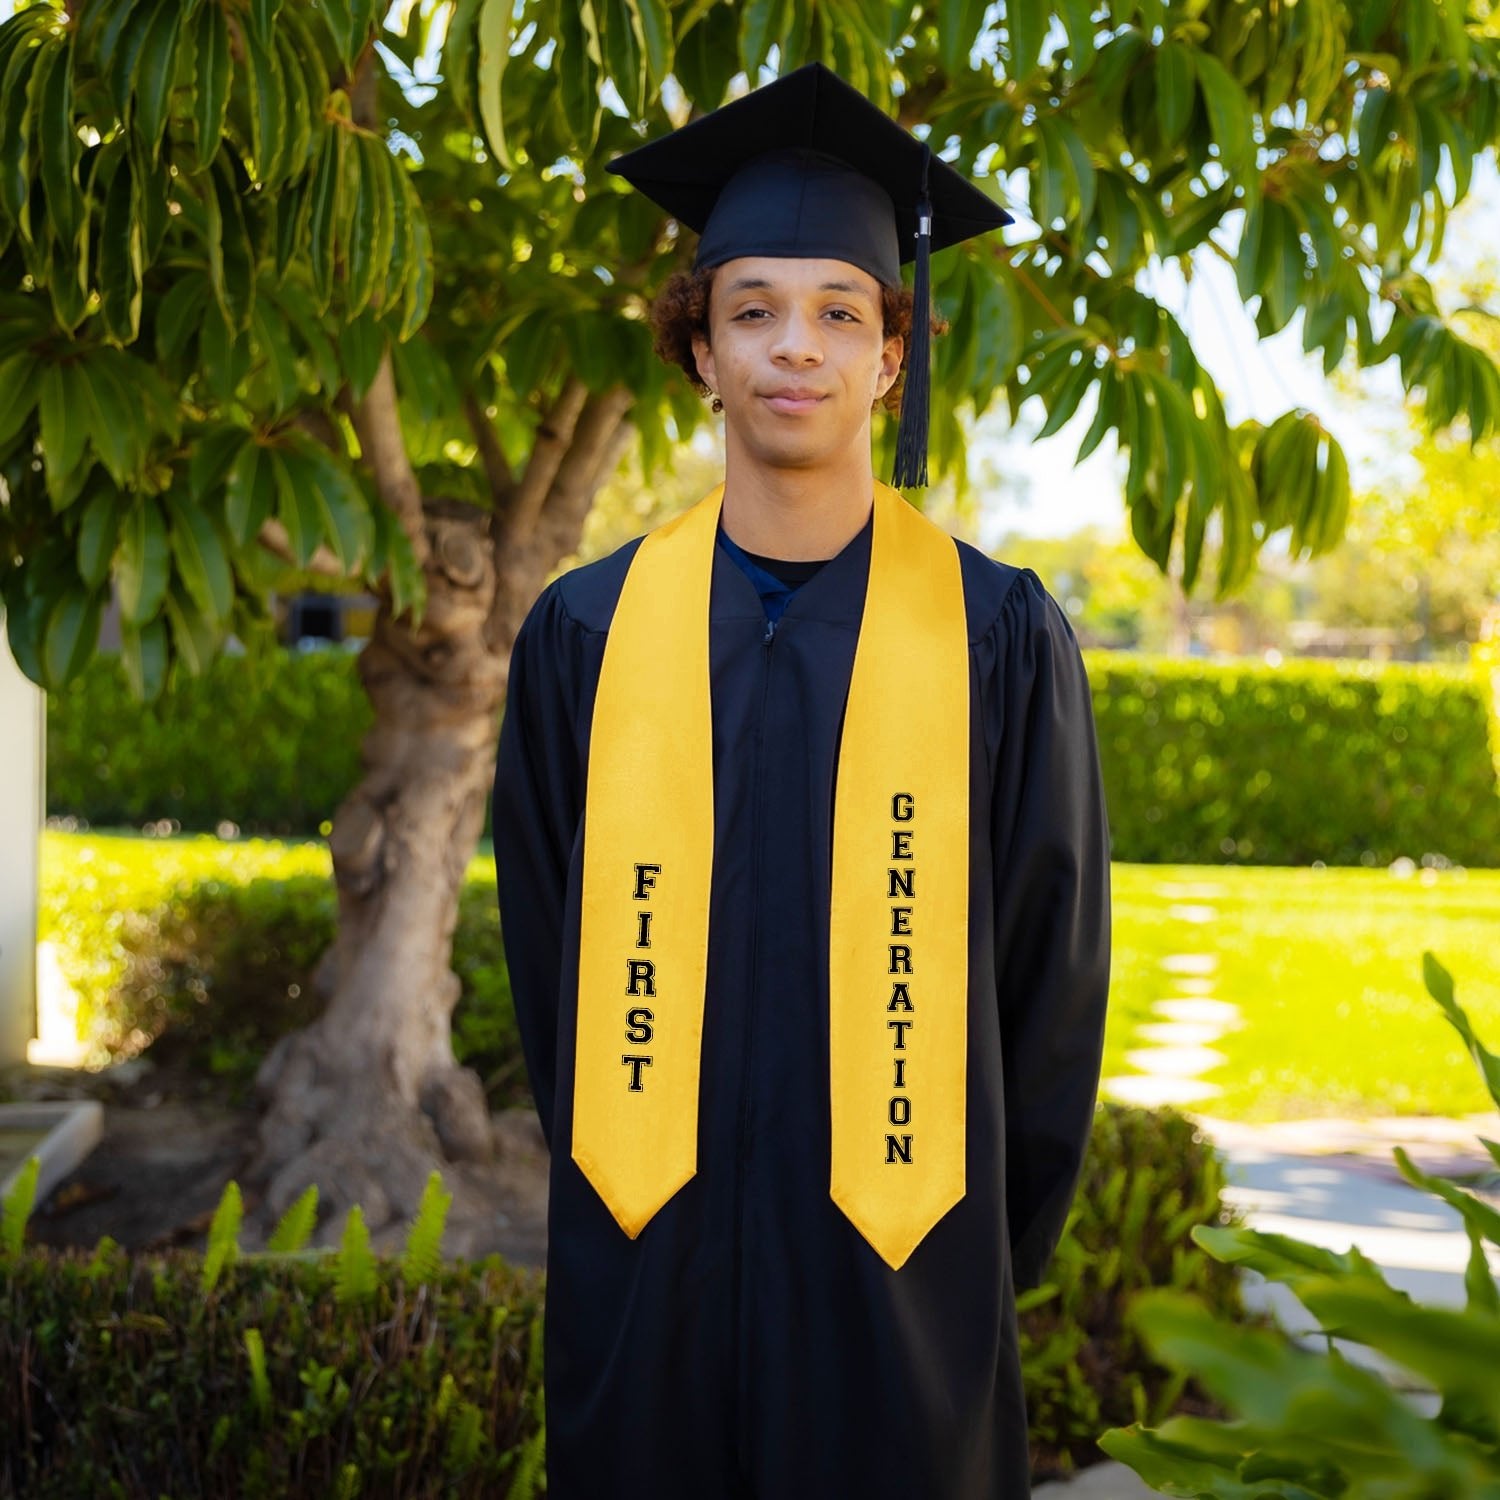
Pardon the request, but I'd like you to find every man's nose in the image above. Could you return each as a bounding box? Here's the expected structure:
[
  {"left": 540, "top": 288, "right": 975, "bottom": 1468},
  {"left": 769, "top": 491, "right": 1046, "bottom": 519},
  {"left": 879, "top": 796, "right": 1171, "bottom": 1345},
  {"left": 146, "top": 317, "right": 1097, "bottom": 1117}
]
[{"left": 769, "top": 309, "right": 822, "bottom": 363}]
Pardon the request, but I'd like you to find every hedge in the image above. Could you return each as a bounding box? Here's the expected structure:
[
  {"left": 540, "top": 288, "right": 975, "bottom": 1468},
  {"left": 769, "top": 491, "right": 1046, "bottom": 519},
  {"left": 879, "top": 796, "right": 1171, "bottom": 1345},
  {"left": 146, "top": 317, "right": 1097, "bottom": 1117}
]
[
  {"left": 2, "top": 1102, "right": 1249, "bottom": 1494},
  {"left": 44, "top": 647, "right": 1500, "bottom": 865},
  {"left": 1087, "top": 653, "right": 1500, "bottom": 866}
]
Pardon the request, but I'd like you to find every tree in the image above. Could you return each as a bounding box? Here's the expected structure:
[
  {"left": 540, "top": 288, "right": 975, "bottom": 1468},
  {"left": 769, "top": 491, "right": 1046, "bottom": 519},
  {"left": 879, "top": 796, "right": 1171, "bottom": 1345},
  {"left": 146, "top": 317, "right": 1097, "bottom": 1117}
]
[{"left": 2, "top": 0, "right": 1499, "bottom": 1243}]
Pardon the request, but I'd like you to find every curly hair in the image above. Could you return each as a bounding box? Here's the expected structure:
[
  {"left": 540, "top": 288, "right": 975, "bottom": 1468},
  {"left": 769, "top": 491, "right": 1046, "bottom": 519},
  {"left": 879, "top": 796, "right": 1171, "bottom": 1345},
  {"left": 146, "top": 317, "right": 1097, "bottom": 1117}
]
[{"left": 648, "top": 264, "right": 947, "bottom": 415}]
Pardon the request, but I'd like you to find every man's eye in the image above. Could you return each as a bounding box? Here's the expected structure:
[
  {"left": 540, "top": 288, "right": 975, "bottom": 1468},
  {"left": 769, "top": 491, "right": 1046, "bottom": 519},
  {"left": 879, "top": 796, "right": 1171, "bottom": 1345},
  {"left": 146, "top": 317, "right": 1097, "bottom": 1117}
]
[
  {"left": 827, "top": 309, "right": 858, "bottom": 321},
  {"left": 733, "top": 308, "right": 769, "bottom": 320}
]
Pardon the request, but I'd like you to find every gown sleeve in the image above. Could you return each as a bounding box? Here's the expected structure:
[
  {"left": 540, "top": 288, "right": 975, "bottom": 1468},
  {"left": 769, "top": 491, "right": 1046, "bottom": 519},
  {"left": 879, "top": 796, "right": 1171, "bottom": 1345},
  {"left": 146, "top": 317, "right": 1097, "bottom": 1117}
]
[
  {"left": 990, "top": 569, "right": 1112, "bottom": 1294},
  {"left": 492, "top": 582, "right": 585, "bottom": 1153}
]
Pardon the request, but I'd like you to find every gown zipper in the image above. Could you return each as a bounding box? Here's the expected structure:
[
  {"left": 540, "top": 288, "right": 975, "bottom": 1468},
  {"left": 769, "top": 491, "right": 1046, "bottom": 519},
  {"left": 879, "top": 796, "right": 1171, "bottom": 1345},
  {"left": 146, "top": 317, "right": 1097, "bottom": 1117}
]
[{"left": 732, "top": 610, "right": 777, "bottom": 1493}]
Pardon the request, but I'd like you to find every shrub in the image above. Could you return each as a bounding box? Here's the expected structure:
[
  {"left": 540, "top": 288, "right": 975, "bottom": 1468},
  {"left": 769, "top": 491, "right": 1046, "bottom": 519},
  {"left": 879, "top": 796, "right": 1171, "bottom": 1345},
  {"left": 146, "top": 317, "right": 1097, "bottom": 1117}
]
[
  {"left": 1098, "top": 954, "right": 1500, "bottom": 1497},
  {"left": 1021, "top": 1101, "right": 1253, "bottom": 1478},
  {"left": 3, "top": 1103, "right": 1248, "bottom": 1491},
  {"left": 46, "top": 649, "right": 1500, "bottom": 865},
  {"left": 1086, "top": 654, "right": 1500, "bottom": 866},
  {"left": 45, "top": 647, "right": 372, "bottom": 838},
  {"left": 1, "top": 1169, "right": 546, "bottom": 1500},
  {"left": 81, "top": 865, "right": 518, "bottom": 1108}
]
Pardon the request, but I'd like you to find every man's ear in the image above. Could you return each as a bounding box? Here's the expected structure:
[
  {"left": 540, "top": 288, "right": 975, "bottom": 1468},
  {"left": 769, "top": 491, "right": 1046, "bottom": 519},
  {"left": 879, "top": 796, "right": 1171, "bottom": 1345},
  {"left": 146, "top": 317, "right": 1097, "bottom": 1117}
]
[
  {"left": 876, "top": 332, "right": 903, "bottom": 402},
  {"left": 691, "top": 329, "right": 716, "bottom": 392}
]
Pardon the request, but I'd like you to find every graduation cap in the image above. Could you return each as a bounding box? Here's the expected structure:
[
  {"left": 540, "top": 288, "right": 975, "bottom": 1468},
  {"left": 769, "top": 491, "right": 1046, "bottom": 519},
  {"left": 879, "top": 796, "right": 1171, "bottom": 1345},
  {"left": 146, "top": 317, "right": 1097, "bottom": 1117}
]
[{"left": 606, "top": 62, "right": 1013, "bottom": 488}]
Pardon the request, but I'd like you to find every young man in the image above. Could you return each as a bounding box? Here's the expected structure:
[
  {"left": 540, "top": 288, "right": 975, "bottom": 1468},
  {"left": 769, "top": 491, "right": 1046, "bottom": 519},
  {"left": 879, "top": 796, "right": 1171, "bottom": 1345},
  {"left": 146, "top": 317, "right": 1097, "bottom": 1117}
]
[{"left": 492, "top": 62, "right": 1111, "bottom": 1500}]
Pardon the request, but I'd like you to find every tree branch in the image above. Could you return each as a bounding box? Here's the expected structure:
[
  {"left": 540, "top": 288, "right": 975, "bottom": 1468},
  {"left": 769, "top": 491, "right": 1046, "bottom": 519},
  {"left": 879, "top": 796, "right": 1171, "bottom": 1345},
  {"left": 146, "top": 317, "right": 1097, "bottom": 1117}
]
[
  {"left": 464, "top": 392, "right": 515, "bottom": 506},
  {"left": 343, "top": 351, "right": 431, "bottom": 568},
  {"left": 503, "top": 378, "right": 589, "bottom": 541},
  {"left": 535, "top": 387, "right": 636, "bottom": 552},
  {"left": 256, "top": 517, "right": 351, "bottom": 579}
]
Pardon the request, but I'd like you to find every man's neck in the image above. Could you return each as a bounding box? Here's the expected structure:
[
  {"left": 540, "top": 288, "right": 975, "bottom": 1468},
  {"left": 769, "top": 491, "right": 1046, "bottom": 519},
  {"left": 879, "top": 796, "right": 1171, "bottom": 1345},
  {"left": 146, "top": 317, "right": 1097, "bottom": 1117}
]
[{"left": 717, "top": 449, "right": 876, "bottom": 561}]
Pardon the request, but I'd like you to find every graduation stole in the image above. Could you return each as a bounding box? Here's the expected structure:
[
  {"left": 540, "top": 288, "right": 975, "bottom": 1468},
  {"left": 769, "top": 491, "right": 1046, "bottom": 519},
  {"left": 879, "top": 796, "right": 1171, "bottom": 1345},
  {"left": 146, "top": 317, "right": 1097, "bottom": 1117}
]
[{"left": 573, "top": 480, "right": 969, "bottom": 1271}]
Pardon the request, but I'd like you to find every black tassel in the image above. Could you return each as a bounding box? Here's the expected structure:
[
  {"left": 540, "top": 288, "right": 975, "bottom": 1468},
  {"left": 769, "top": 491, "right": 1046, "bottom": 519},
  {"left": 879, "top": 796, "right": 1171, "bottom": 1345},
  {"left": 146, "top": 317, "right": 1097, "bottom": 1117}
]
[{"left": 892, "top": 143, "right": 933, "bottom": 489}]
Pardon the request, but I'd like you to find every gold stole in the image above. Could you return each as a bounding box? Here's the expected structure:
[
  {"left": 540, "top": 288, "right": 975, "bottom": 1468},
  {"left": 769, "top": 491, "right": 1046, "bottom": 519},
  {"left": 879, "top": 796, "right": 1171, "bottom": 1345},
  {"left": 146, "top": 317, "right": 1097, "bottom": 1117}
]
[{"left": 574, "top": 481, "right": 968, "bottom": 1271}]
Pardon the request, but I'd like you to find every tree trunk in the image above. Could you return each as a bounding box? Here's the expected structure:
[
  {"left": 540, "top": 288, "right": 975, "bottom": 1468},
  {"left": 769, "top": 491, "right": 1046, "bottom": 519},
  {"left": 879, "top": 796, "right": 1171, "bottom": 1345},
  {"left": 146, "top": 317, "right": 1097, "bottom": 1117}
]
[{"left": 241, "top": 368, "right": 634, "bottom": 1259}]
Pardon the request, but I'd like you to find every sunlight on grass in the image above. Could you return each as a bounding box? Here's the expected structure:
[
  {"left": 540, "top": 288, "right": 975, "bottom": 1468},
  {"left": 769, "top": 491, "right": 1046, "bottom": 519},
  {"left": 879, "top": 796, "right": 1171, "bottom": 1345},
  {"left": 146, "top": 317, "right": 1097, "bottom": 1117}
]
[
  {"left": 38, "top": 832, "right": 1500, "bottom": 1122},
  {"left": 1108, "top": 864, "right": 1500, "bottom": 1121}
]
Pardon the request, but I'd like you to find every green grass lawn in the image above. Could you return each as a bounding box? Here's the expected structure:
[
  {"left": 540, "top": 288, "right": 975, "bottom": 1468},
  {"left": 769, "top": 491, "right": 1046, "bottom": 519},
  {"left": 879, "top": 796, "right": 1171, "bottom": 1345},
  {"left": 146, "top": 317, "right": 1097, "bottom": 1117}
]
[
  {"left": 1106, "top": 864, "right": 1500, "bottom": 1122},
  {"left": 37, "top": 832, "right": 1500, "bottom": 1123}
]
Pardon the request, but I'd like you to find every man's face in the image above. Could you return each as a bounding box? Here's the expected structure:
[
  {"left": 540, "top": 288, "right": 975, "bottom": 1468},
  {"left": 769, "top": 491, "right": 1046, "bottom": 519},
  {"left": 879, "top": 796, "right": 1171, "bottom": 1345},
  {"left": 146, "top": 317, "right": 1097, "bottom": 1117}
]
[{"left": 690, "top": 257, "right": 903, "bottom": 473}]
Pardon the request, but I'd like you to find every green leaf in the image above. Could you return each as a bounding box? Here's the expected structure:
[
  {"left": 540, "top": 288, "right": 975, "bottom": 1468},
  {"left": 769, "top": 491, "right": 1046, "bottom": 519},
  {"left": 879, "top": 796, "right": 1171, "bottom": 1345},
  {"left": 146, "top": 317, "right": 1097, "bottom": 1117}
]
[
  {"left": 1194, "top": 50, "right": 1254, "bottom": 175},
  {"left": 245, "top": 20, "right": 287, "bottom": 185},
  {"left": 134, "top": 0, "right": 185, "bottom": 160},
  {"left": 635, "top": 0, "right": 674, "bottom": 91},
  {"left": 1036, "top": 352, "right": 1097, "bottom": 439},
  {"left": 165, "top": 489, "right": 235, "bottom": 623},
  {"left": 739, "top": 0, "right": 789, "bottom": 74},
  {"left": 106, "top": 0, "right": 172, "bottom": 117},
  {"left": 119, "top": 615, "right": 168, "bottom": 702},
  {"left": 347, "top": 134, "right": 394, "bottom": 317},
  {"left": 1075, "top": 362, "right": 1119, "bottom": 463},
  {"left": 39, "top": 362, "right": 89, "bottom": 504},
  {"left": 307, "top": 125, "right": 345, "bottom": 313},
  {"left": 939, "top": 0, "right": 987, "bottom": 77},
  {"left": 0, "top": 37, "right": 45, "bottom": 236},
  {"left": 98, "top": 144, "right": 143, "bottom": 344},
  {"left": 286, "top": 439, "right": 373, "bottom": 571},
  {"left": 476, "top": 0, "right": 514, "bottom": 170},
  {"left": 77, "top": 483, "right": 124, "bottom": 588},
  {"left": 267, "top": 1184, "right": 319, "bottom": 1253},
  {"left": 117, "top": 494, "right": 171, "bottom": 624},
  {"left": 154, "top": 274, "right": 210, "bottom": 366},
  {"left": 1007, "top": 0, "right": 1046, "bottom": 80},
  {"left": 321, "top": 0, "right": 377, "bottom": 72},
  {"left": 557, "top": 0, "right": 602, "bottom": 149},
  {"left": 43, "top": 584, "right": 102, "bottom": 687},
  {"left": 340, "top": 310, "right": 386, "bottom": 399},
  {"left": 1, "top": 1155, "right": 39, "bottom": 1257},
  {"left": 189, "top": 424, "right": 249, "bottom": 499},
  {"left": 34, "top": 30, "right": 81, "bottom": 247},
  {"left": 225, "top": 443, "right": 275, "bottom": 544},
  {"left": 334, "top": 1204, "right": 378, "bottom": 1307},
  {"left": 1422, "top": 951, "right": 1500, "bottom": 1109},
  {"left": 1056, "top": 0, "right": 1095, "bottom": 77},
  {"left": 400, "top": 1170, "right": 452, "bottom": 1287},
  {"left": 205, "top": 156, "right": 256, "bottom": 330},
  {"left": 599, "top": 0, "right": 646, "bottom": 116},
  {"left": 249, "top": 297, "right": 301, "bottom": 413},
  {"left": 0, "top": 350, "right": 41, "bottom": 446},
  {"left": 1154, "top": 40, "right": 1195, "bottom": 146},
  {"left": 163, "top": 574, "right": 223, "bottom": 676},
  {"left": 74, "top": 358, "right": 138, "bottom": 487},
  {"left": 440, "top": 0, "right": 484, "bottom": 123},
  {"left": 272, "top": 21, "right": 314, "bottom": 183},
  {"left": 267, "top": 446, "right": 320, "bottom": 567},
  {"left": 396, "top": 168, "right": 434, "bottom": 340},
  {"left": 200, "top": 1180, "right": 242, "bottom": 1292}
]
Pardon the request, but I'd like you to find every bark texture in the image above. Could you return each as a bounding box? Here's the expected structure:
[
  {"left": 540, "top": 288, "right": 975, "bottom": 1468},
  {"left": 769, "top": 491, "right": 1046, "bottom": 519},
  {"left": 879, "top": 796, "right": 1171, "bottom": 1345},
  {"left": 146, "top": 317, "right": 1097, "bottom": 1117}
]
[{"left": 242, "top": 351, "right": 634, "bottom": 1255}]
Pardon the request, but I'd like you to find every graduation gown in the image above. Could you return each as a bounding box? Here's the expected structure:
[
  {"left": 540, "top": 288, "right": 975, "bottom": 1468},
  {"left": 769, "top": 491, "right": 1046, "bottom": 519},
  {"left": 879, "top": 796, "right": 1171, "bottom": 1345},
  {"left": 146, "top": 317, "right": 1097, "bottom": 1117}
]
[{"left": 491, "top": 509, "right": 1112, "bottom": 1500}]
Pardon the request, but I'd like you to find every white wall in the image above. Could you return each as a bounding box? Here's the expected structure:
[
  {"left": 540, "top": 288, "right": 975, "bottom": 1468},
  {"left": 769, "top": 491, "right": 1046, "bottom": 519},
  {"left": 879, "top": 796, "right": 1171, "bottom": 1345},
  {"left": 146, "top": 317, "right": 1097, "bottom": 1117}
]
[{"left": 0, "top": 616, "right": 42, "bottom": 1066}]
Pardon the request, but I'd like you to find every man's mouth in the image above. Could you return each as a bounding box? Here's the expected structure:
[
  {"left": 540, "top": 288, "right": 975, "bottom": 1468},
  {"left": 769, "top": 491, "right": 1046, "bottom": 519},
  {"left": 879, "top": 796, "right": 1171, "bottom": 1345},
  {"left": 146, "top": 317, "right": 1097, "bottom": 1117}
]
[{"left": 761, "top": 389, "right": 827, "bottom": 413}]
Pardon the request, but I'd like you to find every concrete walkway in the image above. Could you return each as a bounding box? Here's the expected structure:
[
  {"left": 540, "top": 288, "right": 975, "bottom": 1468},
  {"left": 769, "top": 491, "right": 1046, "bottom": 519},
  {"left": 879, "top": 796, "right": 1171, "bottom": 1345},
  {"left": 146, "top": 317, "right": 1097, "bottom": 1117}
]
[
  {"left": 1037, "top": 1109, "right": 1498, "bottom": 1498},
  {"left": 1058, "top": 875, "right": 1499, "bottom": 1497}
]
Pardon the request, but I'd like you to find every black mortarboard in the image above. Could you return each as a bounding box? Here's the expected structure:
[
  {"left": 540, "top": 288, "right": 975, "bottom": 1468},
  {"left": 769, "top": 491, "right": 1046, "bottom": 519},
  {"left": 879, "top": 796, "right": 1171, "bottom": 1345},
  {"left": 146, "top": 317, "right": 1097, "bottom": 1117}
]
[{"left": 607, "top": 62, "right": 1013, "bottom": 488}]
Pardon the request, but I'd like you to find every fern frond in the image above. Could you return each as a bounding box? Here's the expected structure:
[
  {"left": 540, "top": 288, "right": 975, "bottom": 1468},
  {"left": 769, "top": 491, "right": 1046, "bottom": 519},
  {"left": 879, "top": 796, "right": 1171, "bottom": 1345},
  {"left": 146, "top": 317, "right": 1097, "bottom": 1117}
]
[
  {"left": 444, "top": 1399, "right": 484, "bottom": 1474},
  {"left": 507, "top": 1420, "right": 546, "bottom": 1500},
  {"left": 201, "top": 1181, "right": 243, "bottom": 1292},
  {"left": 334, "top": 1205, "right": 378, "bottom": 1308},
  {"left": 1, "top": 1155, "right": 39, "bottom": 1258},
  {"left": 244, "top": 1326, "right": 272, "bottom": 1421},
  {"left": 400, "top": 1170, "right": 452, "bottom": 1287},
  {"left": 267, "top": 1184, "right": 320, "bottom": 1253}
]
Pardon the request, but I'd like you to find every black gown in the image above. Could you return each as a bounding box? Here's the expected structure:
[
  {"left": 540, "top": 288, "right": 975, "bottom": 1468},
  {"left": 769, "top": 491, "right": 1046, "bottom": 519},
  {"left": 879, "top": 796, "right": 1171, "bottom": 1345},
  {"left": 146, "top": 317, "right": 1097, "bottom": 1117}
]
[{"left": 491, "top": 507, "right": 1112, "bottom": 1500}]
